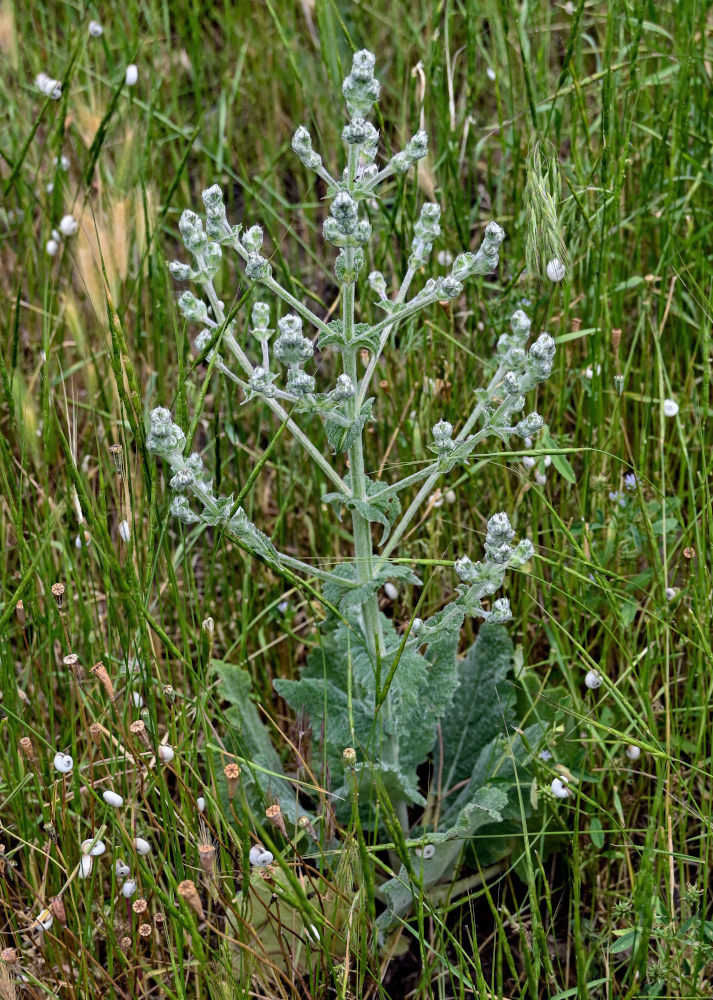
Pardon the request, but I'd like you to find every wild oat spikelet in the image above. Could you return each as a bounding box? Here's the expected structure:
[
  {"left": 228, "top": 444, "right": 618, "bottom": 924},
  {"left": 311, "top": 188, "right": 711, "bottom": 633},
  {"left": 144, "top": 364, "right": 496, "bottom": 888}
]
[
  {"left": 177, "top": 880, "right": 204, "bottom": 920},
  {"left": 523, "top": 139, "right": 569, "bottom": 284}
]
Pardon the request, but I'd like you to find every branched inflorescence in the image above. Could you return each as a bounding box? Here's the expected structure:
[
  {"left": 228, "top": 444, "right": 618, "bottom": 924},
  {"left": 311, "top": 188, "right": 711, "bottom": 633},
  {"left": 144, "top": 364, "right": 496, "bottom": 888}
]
[{"left": 149, "top": 48, "right": 556, "bottom": 656}]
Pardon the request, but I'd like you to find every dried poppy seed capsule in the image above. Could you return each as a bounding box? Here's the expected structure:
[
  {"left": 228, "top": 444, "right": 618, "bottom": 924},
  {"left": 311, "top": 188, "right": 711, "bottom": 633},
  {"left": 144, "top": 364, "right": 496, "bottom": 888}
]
[
  {"left": 199, "top": 843, "right": 216, "bottom": 876},
  {"left": 224, "top": 763, "right": 240, "bottom": 799},
  {"left": 91, "top": 661, "right": 115, "bottom": 701},
  {"left": 19, "top": 736, "right": 36, "bottom": 763},
  {"left": 138, "top": 922, "right": 152, "bottom": 939},
  {"left": 342, "top": 747, "right": 357, "bottom": 769},
  {"left": 266, "top": 804, "right": 287, "bottom": 838},
  {"left": 584, "top": 669, "right": 602, "bottom": 690},
  {"left": 551, "top": 777, "right": 570, "bottom": 799},
  {"left": 50, "top": 896, "right": 66, "bottom": 924},
  {"left": 129, "top": 720, "right": 151, "bottom": 749},
  {"left": 89, "top": 722, "right": 102, "bottom": 745},
  {"left": 132, "top": 897, "right": 148, "bottom": 915},
  {"left": 133, "top": 837, "right": 151, "bottom": 856},
  {"left": 177, "top": 880, "right": 204, "bottom": 919},
  {"left": 103, "top": 790, "right": 123, "bottom": 808},
  {"left": 53, "top": 752, "right": 73, "bottom": 774}
]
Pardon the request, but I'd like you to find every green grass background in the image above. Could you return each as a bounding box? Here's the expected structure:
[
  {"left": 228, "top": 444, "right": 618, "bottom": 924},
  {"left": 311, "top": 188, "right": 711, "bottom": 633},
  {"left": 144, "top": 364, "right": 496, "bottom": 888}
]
[{"left": 1, "top": 0, "right": 712, "bottom": 997}]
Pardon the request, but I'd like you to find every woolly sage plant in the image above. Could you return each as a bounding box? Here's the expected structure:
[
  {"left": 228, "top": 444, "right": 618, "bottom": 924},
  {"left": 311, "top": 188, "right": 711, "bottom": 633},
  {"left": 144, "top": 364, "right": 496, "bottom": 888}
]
[{"left": 149, "top": 51, "right": 556, "bottom": 931}]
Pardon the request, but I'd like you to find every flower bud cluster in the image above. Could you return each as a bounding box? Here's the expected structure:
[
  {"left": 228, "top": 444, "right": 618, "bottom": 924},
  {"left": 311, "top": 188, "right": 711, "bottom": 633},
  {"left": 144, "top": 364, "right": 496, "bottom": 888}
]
[
  {"left": 292, "top": 126, "right": 323, "bottom": 172},
  {"left": 409, "top": 203, "right": 441, "bottom": 270},
  {"left": 388, "top": 130, "right": 429, "bottom": 176},
  {"left": 431, "top": 419, "right": 455, "bottom": 456},
  {"left": 342, "top": 50, "right": 381, "bottom": 118},
  {"left": 323, "top": 192, "right": 371, "bottom": 248},
  {"left": 202, "top": 184, "right": 229, "bottom": 238}
]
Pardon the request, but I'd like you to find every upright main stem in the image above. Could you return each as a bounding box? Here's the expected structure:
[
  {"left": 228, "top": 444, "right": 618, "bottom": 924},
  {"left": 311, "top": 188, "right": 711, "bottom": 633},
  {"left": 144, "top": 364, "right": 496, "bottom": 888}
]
[{"left": 341, "top": 157, "right": 384, "bottom": 662}]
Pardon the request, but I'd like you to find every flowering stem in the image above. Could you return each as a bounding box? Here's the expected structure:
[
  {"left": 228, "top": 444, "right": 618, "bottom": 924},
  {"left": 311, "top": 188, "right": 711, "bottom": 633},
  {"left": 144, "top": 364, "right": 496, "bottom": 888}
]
[
  {"left": 376, "top": 365, "right": 506, "bottom": 568},
  {"left": 202, "top": 281, "right": 349, "bottom": 495}
]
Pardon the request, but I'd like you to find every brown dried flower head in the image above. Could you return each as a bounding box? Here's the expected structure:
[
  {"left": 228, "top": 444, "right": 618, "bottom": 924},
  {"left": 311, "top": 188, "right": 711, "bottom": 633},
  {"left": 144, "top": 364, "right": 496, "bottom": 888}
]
[{"left": 51, "top": 582, "right": 65, "bottom": 607}]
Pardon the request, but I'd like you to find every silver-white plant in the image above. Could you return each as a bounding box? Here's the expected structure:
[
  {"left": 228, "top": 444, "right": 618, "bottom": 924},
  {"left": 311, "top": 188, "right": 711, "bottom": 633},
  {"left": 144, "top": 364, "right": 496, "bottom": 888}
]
[{"left": 148, "top": 50, "right": 557, "bottom": 924}]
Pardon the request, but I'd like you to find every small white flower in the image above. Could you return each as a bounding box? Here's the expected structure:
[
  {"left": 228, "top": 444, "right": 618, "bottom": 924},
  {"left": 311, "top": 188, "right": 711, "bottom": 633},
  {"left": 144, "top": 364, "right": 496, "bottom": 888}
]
[
  {"left": 584, "top": 669, "right": 602, "bottom": 690},
  {"left": 133, "top": 837, "right": 151, "bottom": 856},
  {"left": 538, "top": 749, "right": 553, "bottom": 761},
  {"left": 546, "top": 258, "right": 566, "bottom": 283},
  {"left": 551, "top": 777, "right": 570, "bottom": 799},
  {"left": 665, "top": 586, "right": 677, "bottom": 601},
  {"left": 118, "top": 520, "right": 131, "bottom": 543},
  {"left": 249, "top": 844, "right": 274, "bottom": 867},
  {"left": 277, "top": 599, "right": 289, "bottom": 614},
  {"left": 662, "top": 398, "right": 679, "bottom": 418},
  {"left": 78, "top": 855, "right": 94, "bottom": 878},
  {"left": 158, "top": 744, "right": 175, "bottom": 763},
  {"left": 486, "top": 66, "right": 496, "bottom": 82},
  {"left": 81, "top": 838, "right": 106, "bottom": 857},
  {"left": 36, "top": 73, "right": 62, "bottom": 99},
  {"left": 54, "top": 752, "right": 73, "bottom": 774},
  {"left": 125, "top": 64, "right": 138, "bottom": 87},
  {"left": 115, "top": 859, "right": 131, "bottom": 879},
  {"left": 196, "top": 796, "right": 206, "bottom": 813},
  {"left": 122, "top": 879, "right": 137, "bottom": 898},
  {"left": 59, "top": 214, "right": 78, "bottom": 237},
  {"left": 625, "top": 745, "right": 641, "bottom": 761},
  {"left": 46, "top": 239, "right": 59, "bottom": 256},
  {"left": 444, "top": 489, "right": 456, "bottom": 504},
  {"left": 88, "top": 20, "right": 103, "bottom": 37},
  {"left": 35, "top": 907, "right": 54, "bottom": 931},
  {"left": 103, "top": 790, "right": 123, "bottom": 808},
  {"left": 384, "top": 582, "right": 398, "bottom": 601}
]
